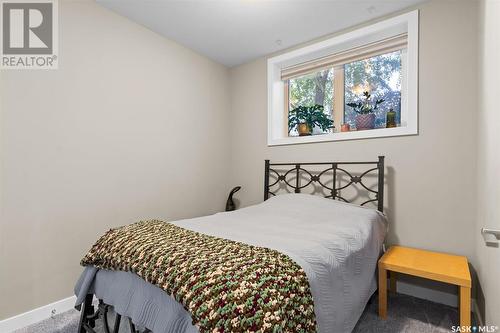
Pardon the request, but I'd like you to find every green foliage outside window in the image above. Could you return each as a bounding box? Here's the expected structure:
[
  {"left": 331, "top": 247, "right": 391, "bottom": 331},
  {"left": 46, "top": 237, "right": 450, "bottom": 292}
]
[
  {"left": 289, "top": 69, "right": 334, "bottom": 115},
  {"left": 344, "top": 51, "right": 402, "bottom": 127},
  {"left": 287, "top": 50, "right": 402, "bottom": 132}
]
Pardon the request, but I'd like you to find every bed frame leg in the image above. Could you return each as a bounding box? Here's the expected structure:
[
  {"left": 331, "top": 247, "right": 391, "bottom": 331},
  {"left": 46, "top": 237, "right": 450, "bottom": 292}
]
[
  {"left": 78, "top": 295, "right": 143, "bottom": 333},
  {"left": 128, "top": 317, "right": 136, "bottom": 333},
  {"left": 113, "top": 313, "right": 122, "bottom": 332},
  {"left": 78, "top": 294, "right": 95, "bottom": 333}
]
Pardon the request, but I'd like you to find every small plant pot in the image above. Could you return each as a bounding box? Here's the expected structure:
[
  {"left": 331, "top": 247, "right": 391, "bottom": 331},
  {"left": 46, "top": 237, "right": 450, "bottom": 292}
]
[
  {"left": 355, "top": 113, "right": 375, "bottom": 131},
  {"left": 298, "top": 123, "right": 312, "bottom": 136},
  {"left": 386, "top": 110, "right": 397, "bottom": 128},
  {"left": 341, "top": 123, "right": 351, "bottom": 132}
]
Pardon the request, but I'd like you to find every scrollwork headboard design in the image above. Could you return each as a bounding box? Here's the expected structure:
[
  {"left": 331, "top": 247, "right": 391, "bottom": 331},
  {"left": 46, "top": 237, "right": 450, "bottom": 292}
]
[{"left": 264, "top": 156, "right": 385, "bottom": 213}]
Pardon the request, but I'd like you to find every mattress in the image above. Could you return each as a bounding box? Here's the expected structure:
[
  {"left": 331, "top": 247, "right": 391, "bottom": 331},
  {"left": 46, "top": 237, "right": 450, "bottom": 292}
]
[{"left": 75, "top": 193, "right": 387, "bottom": 333}]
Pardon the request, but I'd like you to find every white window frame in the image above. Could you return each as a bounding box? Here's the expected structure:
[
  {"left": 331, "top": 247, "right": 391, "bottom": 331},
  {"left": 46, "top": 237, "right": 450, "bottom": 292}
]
[{"left": 267, "top": 10, "right": 419, "bottom": 146}]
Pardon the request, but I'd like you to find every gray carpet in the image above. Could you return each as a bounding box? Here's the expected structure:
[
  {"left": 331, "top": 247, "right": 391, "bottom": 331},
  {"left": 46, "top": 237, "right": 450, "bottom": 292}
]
[{"left": 14, "top": 293, "right": 464, "bottom": 333}]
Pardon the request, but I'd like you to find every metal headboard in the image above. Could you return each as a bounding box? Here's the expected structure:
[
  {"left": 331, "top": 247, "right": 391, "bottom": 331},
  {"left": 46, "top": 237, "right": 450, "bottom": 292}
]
[{"left": 264, "top": 156, "right": 385, "bottom": 212}]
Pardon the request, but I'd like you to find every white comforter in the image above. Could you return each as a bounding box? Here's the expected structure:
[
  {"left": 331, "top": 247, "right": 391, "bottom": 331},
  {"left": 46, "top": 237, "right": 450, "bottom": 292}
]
[{"left": 174, "top": 194, "right": 387, "bottom": 332}]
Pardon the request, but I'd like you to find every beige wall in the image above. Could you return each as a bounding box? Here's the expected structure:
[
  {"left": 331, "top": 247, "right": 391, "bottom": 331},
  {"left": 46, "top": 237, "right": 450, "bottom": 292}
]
[
  {"left": 229, "top": 0, "right": 478, "bottom": 275},
  {"left": 2, "top": 0, "right": 496, "bottom": 324},
  {"left": 0, "top": 1, "right": 230, "bottom": 319},
  {"left": 476, "top": 0, "right": 500, "bottom": 325}
]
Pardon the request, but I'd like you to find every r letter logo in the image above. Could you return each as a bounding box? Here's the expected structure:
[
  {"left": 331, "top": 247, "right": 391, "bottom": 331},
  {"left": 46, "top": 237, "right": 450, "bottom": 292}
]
[{"left": 1, "top": 0, "right": 58, "bottom": 69}]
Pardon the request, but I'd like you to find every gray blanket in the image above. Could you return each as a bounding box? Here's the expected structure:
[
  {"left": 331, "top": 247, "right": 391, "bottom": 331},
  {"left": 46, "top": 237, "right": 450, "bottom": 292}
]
[{"left": 75, "top": 194, "right": 386, "bottom": 333}]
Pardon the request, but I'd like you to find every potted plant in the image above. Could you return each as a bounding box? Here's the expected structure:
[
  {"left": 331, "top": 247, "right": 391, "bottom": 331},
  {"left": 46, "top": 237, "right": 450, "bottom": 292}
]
[
  {"left": 346, "top": 91, "right": 384, "bottom": 131},
  {"left": 288, "top": 104, "right": 334, "bottom": 136},
  {"left": 386, "top": 108, "right": 397, "bottom": 128}
]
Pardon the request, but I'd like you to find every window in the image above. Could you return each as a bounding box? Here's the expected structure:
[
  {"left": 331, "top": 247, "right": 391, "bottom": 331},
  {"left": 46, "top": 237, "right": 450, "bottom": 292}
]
[
  {"left": 344, "top": 50, "right": 402, "bottom": 129},
  {"left": 287, "top": 69, "right": 334, "bottom": 136},
  {"left": 268, "top": 11, "right": 418, "bottom": 146}
]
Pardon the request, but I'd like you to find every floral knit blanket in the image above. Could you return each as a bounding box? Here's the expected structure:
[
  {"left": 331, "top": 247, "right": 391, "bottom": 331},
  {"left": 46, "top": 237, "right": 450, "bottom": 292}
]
[{"left": 81, "top": 220, "right": 317, "bottom": 333}]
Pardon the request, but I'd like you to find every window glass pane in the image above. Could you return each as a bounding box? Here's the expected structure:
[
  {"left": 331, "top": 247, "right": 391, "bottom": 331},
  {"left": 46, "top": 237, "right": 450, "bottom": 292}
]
[
  {"left": 288, "top": 69, "right": 334, "bottom": 136},
  {"left": 344, "top": 50, "right": 402, "bottom": 129}
]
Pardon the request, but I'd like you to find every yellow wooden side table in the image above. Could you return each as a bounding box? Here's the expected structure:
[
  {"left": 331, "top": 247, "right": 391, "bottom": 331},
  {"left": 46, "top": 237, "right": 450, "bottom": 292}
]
[{"left": 378, "top": 246, "right": 472, "bottom": 327}]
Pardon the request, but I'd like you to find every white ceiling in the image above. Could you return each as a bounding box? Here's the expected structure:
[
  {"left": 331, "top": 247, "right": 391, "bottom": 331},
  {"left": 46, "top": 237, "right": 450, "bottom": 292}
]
[{"left": 97, "top": 0, "right": 426, "bottom": 67}]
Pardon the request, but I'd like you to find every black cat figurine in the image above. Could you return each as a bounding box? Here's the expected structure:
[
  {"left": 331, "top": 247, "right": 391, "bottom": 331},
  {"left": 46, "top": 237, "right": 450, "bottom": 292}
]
[{"left": 225, "top": 186, "right": 241, "bottom": 211}]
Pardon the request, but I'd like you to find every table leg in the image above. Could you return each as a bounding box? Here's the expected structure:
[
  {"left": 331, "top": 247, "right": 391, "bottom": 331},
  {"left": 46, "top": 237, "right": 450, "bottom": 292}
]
[
  {"left": 379, "top": 266, "right": 387, "bottom": 319},
  {"left": 459, "top": 286, "right": 471, "bottom": 328},
  {"left": 390, "top": 271, "right": 397, "bottom": 294}
]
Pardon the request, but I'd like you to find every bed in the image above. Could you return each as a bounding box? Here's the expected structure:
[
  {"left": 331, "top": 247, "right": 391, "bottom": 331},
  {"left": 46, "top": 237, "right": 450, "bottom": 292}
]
[{"left": 75, "top": 157, "right": 387, "bottom": 333}]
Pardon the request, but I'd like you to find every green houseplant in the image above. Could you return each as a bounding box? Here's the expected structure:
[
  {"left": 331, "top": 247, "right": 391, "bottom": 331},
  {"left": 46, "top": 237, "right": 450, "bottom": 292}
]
[
  {"left": 288, "top": 104, "right": 334, "bottom": 136},
  {"left": 346, "top": 91, "right": 384, "bottom": 130}
]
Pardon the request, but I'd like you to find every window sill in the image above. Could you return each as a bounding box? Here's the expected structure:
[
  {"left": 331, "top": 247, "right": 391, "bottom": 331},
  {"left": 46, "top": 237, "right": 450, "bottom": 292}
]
[{"left": 268, "top": 126, "right": 417, "bottom": 146}]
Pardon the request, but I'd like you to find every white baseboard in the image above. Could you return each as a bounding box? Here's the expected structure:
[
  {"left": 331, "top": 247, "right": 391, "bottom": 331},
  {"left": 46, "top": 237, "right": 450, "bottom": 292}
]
[
  {"left": 472, "top": 299, "right": 484, "bottom": 326},
  {"left": 0, "top": 295, "right": 76, "bottom": 333},
  {"left": 396, "top": 280, "right": 458, "bottom": 307},
  {"left": 396, "top": 281, "right": 483, "bottom": 325}
]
